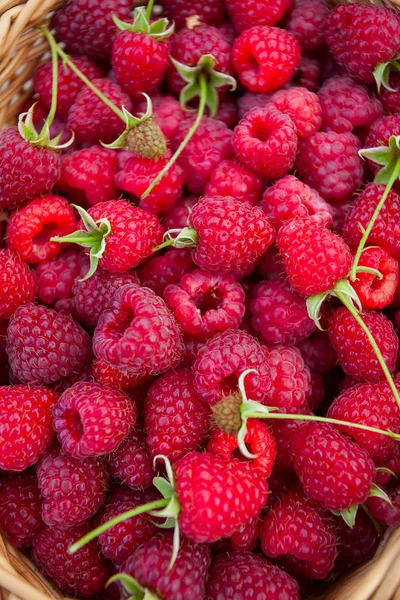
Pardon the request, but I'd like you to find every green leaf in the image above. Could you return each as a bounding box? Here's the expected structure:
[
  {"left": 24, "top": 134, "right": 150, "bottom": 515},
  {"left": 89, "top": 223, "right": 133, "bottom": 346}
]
[
  {"left": 360, "top": 135, "right": 400, "bottom": 184},
  {"left": 152, "top": 476, "right": 174, "bottom": 499},
  {"left": 376, "top": 467, "right": 398, "bottom": 479},
  {"left": 112, "top": 13, "right": 134, "bottom": 31},
  {"left": 369, "top": 483, "right": 394, "bottom": 507},
  {"left": 306, "top": 292, "right": 328, "bottom": 330},
  {"left": 373, "top": 61, "right": 392, "bottom": 93},
  {"left": 332, "top": 504, "right": 358, "bottom": 528}
]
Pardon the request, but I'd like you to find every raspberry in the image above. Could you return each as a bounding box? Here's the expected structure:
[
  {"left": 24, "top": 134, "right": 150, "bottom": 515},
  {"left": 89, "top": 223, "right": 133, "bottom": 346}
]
[
  {"left": 327, "top": 381, "right": 400, "bottom": 461},
  {"left": 380, "top": 72, "right": 400, "bottom": 115},
  {"left": 295, "top": 131, "right": 363, "bottom": 201},
  {"left": 145, "top": 368, "right": 210, "bottom": 462},
  {"left": 53, "top": 0, "right": 131, "bottom": 61},
  {"left": 93, "top": 284, "right": 184, "bottom": 376},
  {"left": 217, "top": 21, "right": 236, "bottom": 45},
  {"left": 331, "top": 197, "right": 353, "bottom": 236},
  {"left": 294, "top": 53, "right": 321, "bottom": 92},
  {"left": 35, "top": 249, "right": 86, "bottom": 311},
  {"left": 268, "top": 86, "right": 322, "bottom": 139},
  {"left": 206, "top": 551, "right": 300, "bottom": 600},
  {"left": 33, "top": 56, "right": 104, "bottom": 120},
  {"left": 107, "top": 430, "right": 154, "bottom": 490},
  {"left": 53, "top": 381, "right": 136, "bottom": 458},
  {"left": 326, "top": 4, "right": 400, "bottom": 82},
  {"left": 277, "top": 217, "right": 353, "bottom": 296},
  {"left": 32, "top": 523, "right": 108, "bottom": 597},
  {"left": 37, "top": 448, "right": 108, "bottom": 528},
  {"left": 364, "top": 115, "right": 400, "bottom": 176},
  {"left": 0, "top": 471, "right": 43, "bottom": 547},
  {"left": 237, "top": 91, "right": 273, "bottom": 118},
  {"left": 232, "top": 26, "right": 301, "bottom": 93},
  {"left": 328, "top": 307, "right": 398, "bottom": 383},
  {"left": 67, "top": 78, "right": 133, "bottom": 145},
  {"left": 215, "top": 95, "right": 239, "bottom": 127},
  {"left": 226, "top": 0, "right": 292, "bottom": 32},
  {"left": 232, "top": 108, "right": 298, "bottom": 179},
  {"left": 334, "top": 510, "right": 380, "bottom": 571},
  {"left": 6, "top": 194, "right": 77, "bottom": 264},
  {"left": 271, "top": 418, "right": 303, "bottom": 469},
  {"left": 261, "top": 175, "right": 333, "bottom": 229},
  {"left": 93, "top": 359, "right": 151, "bottom": 389},
  {"left": 162, "top": 0, "right": 225, "bottom": 29},
  {"left": 291, "top": 422, "right": 376, "bottom": 510},
  {"left": 205, "top": 159, "right": 263, "bottom": 206},
  {"left": 318, "top": 76, "right": 382, "bottom": 134},
  {"left": 266, "top": 345, "right": 311, "bottom": 413},
  {"left": 138, "top": 249, "right": 194, "bottom": 297},
  {"left": 193, "top": 329, "right": 271, "bottom": 405},
  {"left": 162, "top": 197, "right": 198, "bottom": 231},
  {"left": 250, "top": 280, "right": 315, "bottom": 345},
  {"left": 286, "top": 0, "right": 328, "bottom": 51},
  {"left": 296, "top": 331, "right": 337, "bottom": 373},
  {"left": 260, "top": 487, "right": 337, "bottom": 579},
  {"left": 57, "top": 146, "right": 118, "bottom": 207},
  {"left": 352, "top": 247, "right": 399, "bottom": 310},
  {"left": 0, "top": 249, "right": 37, "bottom": 319},
  {"left": 7, "top": 303, "right": 91, "bottom": 385},
  {"left": 367, "top": 483, "right": 400, "bottom": 528}
]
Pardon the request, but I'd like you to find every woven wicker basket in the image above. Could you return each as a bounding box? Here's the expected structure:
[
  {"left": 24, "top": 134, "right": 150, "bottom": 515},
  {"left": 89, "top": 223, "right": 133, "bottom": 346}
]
[{"left": 1, "top": 0, "right": 400, "bottom": 598}]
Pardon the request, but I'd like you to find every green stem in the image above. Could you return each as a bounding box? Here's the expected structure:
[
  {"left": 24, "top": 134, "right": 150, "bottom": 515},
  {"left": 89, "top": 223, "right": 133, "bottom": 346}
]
[
  {"left": 350, "top": 157, "right": 400, "bottom": 280},
  {"left": 68, "top": 498, "right": 168, "bottom": 554},
  {"left": 38, "top": 32, "right": 59, "bottom": 135},
  {"left": 335, "top": 290, "right": 400, "bottom": 410},
  {"left": 141, "top": 73, "right": 208, "bottom": 199},
  {"left": 146, "top": 0, "right": 155, "bottom": 20}
]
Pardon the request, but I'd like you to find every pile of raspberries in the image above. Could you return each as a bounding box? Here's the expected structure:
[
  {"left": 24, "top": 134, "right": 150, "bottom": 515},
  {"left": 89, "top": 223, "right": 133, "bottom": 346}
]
[{"left": 2, "top": 0, "right": 400, "bottom": 598}]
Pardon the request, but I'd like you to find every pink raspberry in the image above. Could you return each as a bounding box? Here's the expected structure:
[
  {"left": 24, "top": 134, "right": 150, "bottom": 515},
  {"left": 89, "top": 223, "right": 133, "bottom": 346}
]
[
  {"left": 286, "top": 0, "right": 328, "bottom": 51},
  {"left": 296, "top": 331, "right": 337, "bottom": 373},
  {"left": 162, "top": 196, "right": 198, "bottom": 231},
  {"left": 237, "top": 91, "right": 273, "bottom": 118},
  {"left": 0, "top": 471, "right": 43, "bottom": 547},
  {"left": 35, "top": 249, "right": 87, "bottom": 311},
  {"left": 226, "top": 0, "right": 292, "bottom": 32},
  {"left": 107, "top": 430, "right": 154, "bottom": 490},
  {"left": 266, "top": 345, "right": 311, "bottom": 413},
  {"left": 0, "top": 249, "right": 37, "bottom": 320},
  {"left": 205, "top": 159, "right": 263, "bottom": 206},
  {"left": 138, "top": 249, "right": 194, "bottom": 297},
  {"left": 267, "top": 86, "right": 322, "bottom": 139}
]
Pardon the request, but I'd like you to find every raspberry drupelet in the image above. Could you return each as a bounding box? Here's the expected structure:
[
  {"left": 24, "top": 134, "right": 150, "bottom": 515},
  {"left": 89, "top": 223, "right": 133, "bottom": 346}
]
[{"left": 0, "top": 249, "right": 37, "bottom": 319}]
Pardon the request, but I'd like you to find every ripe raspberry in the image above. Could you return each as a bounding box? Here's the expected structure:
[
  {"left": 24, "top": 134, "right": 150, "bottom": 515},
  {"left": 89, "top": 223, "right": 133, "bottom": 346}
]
[
  {"left": 7, "top": 303, "right": 91, "bottom": 385},
  {"left": 367, "top": 483, "right": 400, "bottom": 528},
  {"left": 295, "top": 131, "right": 363, "bottom": 201},
  {"left": 217, "top": 21, "right": 236, "bottom": 45},
  {"left": 286, "top": 0, "right": 328, "bottom": 51},
  {"left": 352, "top": 247, "right": 398, "bottom": 310},
  {"left": 0, "top": 249, "right": 36, "bottom": 319},
  {"left": 266, "top": 345, "right": 311, "bottom": 413},
  {"left": 380, "top": 72, "right": 400, "bottom": 115},
  {"left": 6, "top": 194, "right": 77, "bottom": 264},
  {"left": 226, "top": 0, "right": 292, "bottom": 32},
  {"left": 67, "top": 78, "right": 133, "bottom": 145},
  {"left": 115, "top": 152, "right": 185, "bottom": 214},
  {"left": 206, "top": 551, "right": 300, "bottom": 600},
  {"left": 271, "top": 418, "right": 304, "bottom": 469},
  {"left": 108, "top": 430, "right": 154, "bottom": 490},
  {"left": 37, "top": 449, "right": 108, "bottom": 528},
  {"left": 0, "top": 385, "right": 57, "bottom": 471},
  {"left": 53, "top": 0, "right": 131, "bottom": 61},
  {"left": 296, "top": 331, "right": 337, "bottom": 373},
  {"left": 138, "top": 249, "right": 194, "bottom": 297},
  {"left": 145, "top": 368, "right": 209, "bottom": 462},
  {"left": 0, "top": 471, "right": 43, "bottom": 547},
  {"left": 35, "top": 249, "right": 86, "bottom": 313},
  {"left": 260, "top": 487, "right": 337, "bottom": 579},
  {"left": 232, "top": 26, "right": 301, "bottom": 93},
  {"left": 193, "top": 329, "right": 271, "bottom": 405},
  {"left": 136, "top": 93, "right": 185, "bottom": 140},
  {"left": 93, "top": 284, "right": 184, "bottom": 376},
  {"left": 364, "top": 115, "right": 400, "bottom": 176},
  {"left": 277, "top": 217, "right": 353, "bottom": 296},
  {"left": 268, "top": 86, "right": 322, "bottom": 139},
  {"left": 237, "top": 91, "right": 273, "bottom": 117},
  {"left": 294, "top": 53, "right": 321, "bottom": 92},
  {"left": 334, "top": 510, "right": 380, "bottom": 571},
  {"left": 32, "top": 523, "right": 108, "bottom": 596},
  {"left": 162, "top": 196, "right": 198, "bottom": 231},
  {"left": 261, "top": 175, "right": 333, "bottom": 229},
  {"left": 92, "top": 358, "right": 151, "bottom": 389},
  {"left": 120, "top": 532, "right": 211, "bottom": 600},
  {"left": 326, "top": 4, "right": 400, "bottom": 82},
  {"left": 232, "top": 108, "right": 298, "bottom": 179},
  {"left": 291, "top": 422, "right": 376, "bottom": 510},
  {"left": 0, "top": 127, "right": 61, "bottom": 211},
  {"left": 328, "top": 307, "right": 398, "bottom": 383},
  {"left": 215, "top": 95, "right": 239, "bottom": 128},
  {"left": 205, "top": 159, "right": 263, "bottom": 206},
  {"left": 327, "top": 381, "right": 400, "bottom": 461},
  {"left": 162, "top": 0, "right": 225, "bottom": 29}
]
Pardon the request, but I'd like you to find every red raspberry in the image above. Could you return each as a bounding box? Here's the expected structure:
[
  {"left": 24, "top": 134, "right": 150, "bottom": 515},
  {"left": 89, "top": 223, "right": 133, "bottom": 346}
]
[
  {"left": 0, "top": 471, "right": 43, "bottom": 547},
  {"left": 226, "top": 0, "right": 292, "bottom": 32},
  {"left": 306, "top": 371, "right": 325, "bottom": 411},
  {"left": 6, "top": 194, "right": 77, "bottom": 264},
  {"left": 232, "top": 26, "right": 300, "bottom": 93},
  {"left": 213, "top": 516, "right": 260, "bottom": 553},
  {"left": 294, "top": 53, "right": 321, "bottom": 92},
  {"left": 136, "top": 94, "right": 185, "bottom": 140},
  {"left": 232, "top": 108, "right": 298, "bottom": 179},
  {"left": 237, "top": 91, "right": 273, "bottom": 118},
  {"left": 0, "top": 128, "right": 61, "bottom": 211},
  {"left": 268, "top": 86, "right": 322, "bottom": 139},
  {"left": 261, "top": 175, "right": 333, "bottom": 229},
  {"left": 53, "top": 0, "right": 131, "bottom": 61},
  {"left": 217, "top": 21, "right": 237, "bottom": 45},
  {"left": 53, "top": 381, "right": 136, "bottom": 458},
  {"left": 295, "top": 131, "right": 363, "bottom": 201},
  {"left": 57, "top": 146, "right": 118, "bottom": 207},
  {"left": 296, "top": 331, "right": 337, "bottom": 373},
  {"left": 364, "top": 115, "right": 400, "bottom": 176},
  {"left": 260, "top": 487, "right": 337, "bottom": 579},
  {"left": 291, "top": 422, "right": 376, "bottom": 510},
  {"left": 205, "top": 159, "right": 263, "bottom": 206},
  {"left": 120, "top": 532, "right": 211, "bottom": 600},
  {"left": 266, "top": 345, "right": 311, "bottom": 413},
  {"left": 286, "top": 0, "right": 328, "bottom": 51},
  {"left": 334, "top": 510, "right": 380, "bottom": 571},
  {"left": 115, "top": 152, "right": 185, "bottom": 214},
  {"left": 162, "top": 196, "right": 198, "bottom": 231},
  {"left": 67, "top": 78, "right": 133, "bottom": 145},
  {"left": 107, "top": 430, "right": 154, "bottom": 490},
  {"left": 92, "top": 359, "right": 151, "bottom": 389},
  {"left": 318, "top": 76, "right": 382, "bottom": 134},
  {"left": 33, "top": 56, "right": 104, "bottom": 121},
  {"left": 343, "top": 184, "right": 400, "bottom": 259},
  {"left": 367, "top": 483, "right": 400, "bottom": 528},
  {"left": 331, "top": 197, "right": 353, "bottom": 236},
  {"left": 277, "top": 217, "right": 353, "bottom": 296},
  {"left": 271, "top": 419, "right": 303, "bottom": 469},
  {"left": 162, "top": 0, "right": 225, "bottom": 29},
  {"left": 328, "top": 307, "right": 398, "bottom": 383},
  {"left": 138, "top": 249, "right": 194, "bottom": 297},
  {"left": 145, "top": 368, "right": 210, "bottom": 462},
  {"left": 0, "top": 249, "right": 36, "bottom": 319},
  {"left": 327, "top": 381, "right": 400, "bottom": 461},
  {"left": 32, "top": 523, "right": 108, "bottom": 596},
  {"left": 35, "top": 249, "right": 86, "bottom": 312},
  {"left": 352, "top": 247, "right": 398, "bottom": 310},
  {"left": 93, "top": 284, "right": 184, "bottom": 376},
  {"left": 37, "top": 449, "right": 108, "bottom": 528},
  {"left": 326, "top": 4, "right": 400, "bottom": 83},
  {"left": 380, "top": 72, "right": 400, "bottom": 115},
  {"left": 215, "top": 95, "right": 239, "bottom": 127},
  {"left": 7, "top": 303, "right": 91, "bottom": 386},
  {"left": 193, "top": 329, "right": 271, "bottom": 405},
  {"left": 206, "top": 551, "right": 300, "bottom": 600}
]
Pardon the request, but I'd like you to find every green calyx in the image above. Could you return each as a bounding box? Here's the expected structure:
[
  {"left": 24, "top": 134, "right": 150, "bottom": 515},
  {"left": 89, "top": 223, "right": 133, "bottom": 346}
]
[
  {"left": 212, "top": 392, "right": 243, "bottom": 433},
  {"left": 107, "top": 574, "right": 159, "bottom": 600},
  {"left": 331, "top": 505, "right": 359, "bottom": 528},
  {"left": 112, "top": 6, "right": 174, "bottom": 41},
  {"left": 359, "top": 134, "right": 400, "bottom": 185},
  {"left": 18, "top": 103, "right": 74, "bottom": 152},
  {"left": 306, "top": 278, "right": 362, "bottom": 331},
  {"left": 153, "top": 227, "right": 199, "bottom": 253},
  {"left": 51, "top": 205, "right": 112, "bottom": 280},
  {"left": 373, "top": 59, "right": 400, "bottom": 93}
]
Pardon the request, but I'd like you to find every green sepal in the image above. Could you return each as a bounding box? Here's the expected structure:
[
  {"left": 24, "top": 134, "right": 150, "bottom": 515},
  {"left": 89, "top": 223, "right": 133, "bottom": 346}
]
[
  {"left": 17, "top": 104, "right": 74, "bottom": 150},
  {"left": 373, "top": 59, "right": 400, "bottom": 93},
  {"left": 331, "top": 278, "right": 362, "bottom": 312},
  {"left": 359, "top": 135, "right": 400, "bottom": 185},
  {"left": 106, "top": 574, "right": 159, "bottom": 600},
  {"left": 153, "top": 227, "right": 199, "bottom": 253},
  {"left": 112, "top": 7, "right": 174, "bottom": 40},
  {"left": 369, "top": 483, "right": 394, "bottom": 507},
  {"left": 306, "top": 292, "right": 328, "bottom": 331},
  {"left": 376, "top": 467, "right": 398, "bottom": 479},
  {"left": 355, "top": 266, "right": 383, "bottom": 280},
  {"left": 332, "top": 504, "right": 359, "bottom": 528},
  {"left": 102, "top": 96, "right": 153, "bottom": 150}
]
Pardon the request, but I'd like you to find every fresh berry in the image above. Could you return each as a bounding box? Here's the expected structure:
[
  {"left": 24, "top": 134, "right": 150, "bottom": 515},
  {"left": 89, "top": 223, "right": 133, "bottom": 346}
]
[
  {"left": 296, "top": 331, "right": 337, "bottom": 373},
  {"left": 271, "top": 418, "right": 304, "bottom": 469},
  {"left": 162, "top": 197, "right": 198, "bottom": 231},
  {"left": 138, "top": 249, "right": 194, "bottom": 297},
  {"left": 334, "top": 510, "right": 380, "bottom": 570},
  {"left": 92, "top": 358, "right": 151, "bottom": 389},
  {"left": 215, "top": 95, "right": 239, "bottom": 127},
  {"left": 0, "top": 249, "right": 37, "bottom": 319},
  {"left": 352, "top": 246, "right": 398, "bottom": 310},
  {"left": 286, "top": 0, "right": 328, "bottom": 51},
  {"left": 266, "top": 345, "right": 311, "bottom": 413},
  {"left": 294, "top": 53, "right": 321, "bottom": 92},
  {"left": 205, "top": 159, "right": 263, "bottom": 206},
  {"left": 367, "top": 483, "right": 400, "bottom": 528},
  {"left": 364, "top": 115, "right": 400, "bottom": 176},
  {"left": 107, "top": 430, "right": 154, "bottom": 490},
  {"left": 237, "top": 91, "right": 273, "bottom": 117},
  {"left": 380, "top": 72, "right": 400, "bottom": 115},
  {"left": 35, "top": 249, "right": 86, "bottom": 313},
  {"left": 136, "top": 94, "right": 186, "bottom": 140},
  {"left": 267, "top": 86, "right": 322, "bottom": 138},
  {"left": 213, "top": 516, "right": 260, "bottom": 553},
  {"left": 162, "top": 0, "right": 225, "bottom": 29},
  {"left": 0, "top": 470, "right": 43, "bottom": 547},
  {"left": 226, "top": 0, "right": 292, "bottom": 32}
]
